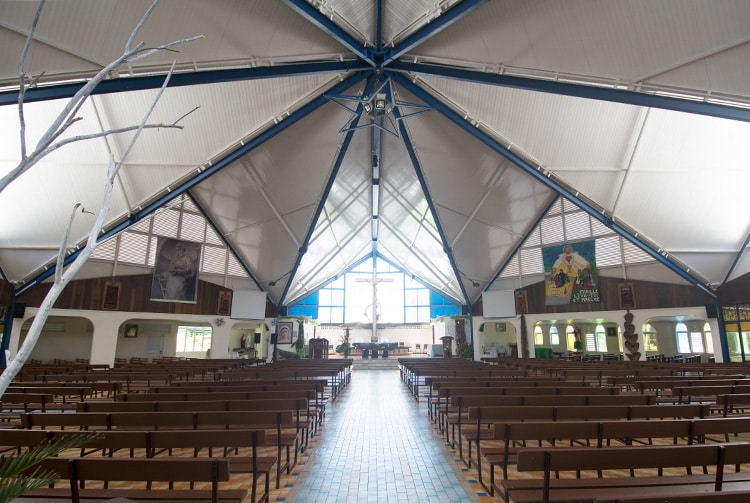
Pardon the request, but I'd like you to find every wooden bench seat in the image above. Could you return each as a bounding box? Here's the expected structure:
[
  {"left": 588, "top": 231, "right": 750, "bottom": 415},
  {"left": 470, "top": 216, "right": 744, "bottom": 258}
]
[
  {"left": 464, "top": 403, "right": 710, "bottom": 476},
  {"left": 443, "top": 392, "right": 656, "bottom": 455},
  {"left": 20, "top": 409, "right": 297, "bottom": 490},
  {"left": 506, "top": 442, "right": 750, "bottom": 503},
  {"left": 148, "top": 429, "right": 273, "bottom": 503},
  {"left": 613, "top": 491, "right": 750, "bottom": 502},
  {"left": 17, "top": 457, "right": 246, "bottom": 503},
  {"left": 479, "top": 419, "right": 697, "bottom": 496}
]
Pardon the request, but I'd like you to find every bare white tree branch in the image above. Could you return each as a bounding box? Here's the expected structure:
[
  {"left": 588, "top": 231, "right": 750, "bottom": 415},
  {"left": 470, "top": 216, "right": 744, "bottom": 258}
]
[
  {"left": 0, "top": 0, "right": 203, "bottom": 194},
  {"left": 17, "top": 0, "right": 46, "bottom": 161},
  {"left": 0, "top": 0, "right": 198, "bottom": 397}
]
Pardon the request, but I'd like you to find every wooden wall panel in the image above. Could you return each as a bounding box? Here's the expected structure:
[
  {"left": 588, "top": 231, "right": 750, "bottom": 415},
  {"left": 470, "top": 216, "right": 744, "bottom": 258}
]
[
  {"left": 477, "top": 276, "right": 717, "bottom": 316},
  {"left": 16, "top": 274, "right": 274, "bottom": 317}
]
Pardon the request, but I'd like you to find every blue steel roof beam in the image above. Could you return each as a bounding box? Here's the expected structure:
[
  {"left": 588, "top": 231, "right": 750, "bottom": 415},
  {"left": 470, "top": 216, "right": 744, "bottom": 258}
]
[
  {"left": 723, "top": 232, "right": 750, "bottom": 285},
  {"left": 14, "top": 71, "right": 369, "bottom": 297},
  {"left": 187, "top": 193, "right": 267, "bottom": 297},
  {"left": 376, "top": 0, "right": 384, "bottom": 52},
  {"left": 389, "top": 62, "right": 750, "bottom": 124},
  {"left": 390, "top": 72, "right": 717, "bottom": 299},
  {"left": 483, "top": 195, "right": 560, "bottom": 301},
  {"left": 277, "top": 80, "right": 373, "bottom": 307},
  {"left": 280, "top": 0, "right": 376, "bottom": 66},
  {"left": 0, "top": 60, "right": 369, "bottom": 106},
  {"left": 381, "top": 0, "right": 490, "bottom": 66},
  {"left": 393, "top": 108, "right": 471, "bottom": 306}
]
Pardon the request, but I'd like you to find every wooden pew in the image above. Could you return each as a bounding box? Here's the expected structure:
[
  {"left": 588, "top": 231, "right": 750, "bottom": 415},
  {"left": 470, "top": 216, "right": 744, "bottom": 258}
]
[
  {"left": 429, "top": 381, "right": 600, "bottom": 422},
  {"left": 613, "top": 491, "right": 750, "bottom": 502},
  {"left": 673, "top": 385, "right": 750, "bottom": 404},
  {"left": 0, "top": 429, "right": 273, "bottom": 503},
  {"left": 479, "top": 419, "right": 698, "bottom": 496},
  {"left": 16, "top": 457, "right": 245, "bottom": 503},
  {"left": 20, "top": 410, "right": 296, "bottom": 490},
  {"left": 11, "top": 380, "right": 122, "bottom": 398},
  {"left": 148, "top": 429, "right": 273, "bottom": 503},
  {"left": 1, "top": 393, "right": 56, "bottom": 412},
  {"left": 464, "top": 404, "right": 711, "bottom": 477},
  {"left": 445, "top": 393, "right": 655, "bottom": 460},
  {"left": 508, "top": 443, "right": 750, "bottom": 503},
  {"left": 718, "top": 393, "right": 750, "bottom": 417},
  {"left": 81, "top": 397, "right": 314, "bottom": 446}
]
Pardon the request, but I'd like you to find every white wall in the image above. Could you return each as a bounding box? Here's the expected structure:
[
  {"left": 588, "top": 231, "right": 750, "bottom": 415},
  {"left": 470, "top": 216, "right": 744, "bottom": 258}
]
[
  {"left": 473, "top": 306, "right": 719, "bottom": 362},
  {"left": 8, "top": 305, "right": 723, "bottom": 366},
  {"left": 9, "top": 308, "right": 235, "bottom": 366}
]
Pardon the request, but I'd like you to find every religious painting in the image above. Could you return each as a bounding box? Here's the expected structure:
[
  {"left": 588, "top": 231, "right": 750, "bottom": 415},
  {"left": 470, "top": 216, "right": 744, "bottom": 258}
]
[
  {"left": 277, "top": 321, "right": 294, "bottom": 344},
  {"left": 542, "top": 240, "right": 600, "bottom": 305},
  {"left": 514, "top": 289, "right": 528, "bottom": 314},
  {"left": 217, "top": 290, "right": 232, "bottom": 316},
  {"left": 151, "top": 238, "right": 201, "bottom": 303},
  {"left": 101, "top": 281, "right": 121, "bottom": 310}
]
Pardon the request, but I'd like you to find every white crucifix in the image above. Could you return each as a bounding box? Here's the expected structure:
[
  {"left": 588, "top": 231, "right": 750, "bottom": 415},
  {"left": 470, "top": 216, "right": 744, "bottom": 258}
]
[{"left": 356, "top": 268, "right": 393, "bottom": 342}]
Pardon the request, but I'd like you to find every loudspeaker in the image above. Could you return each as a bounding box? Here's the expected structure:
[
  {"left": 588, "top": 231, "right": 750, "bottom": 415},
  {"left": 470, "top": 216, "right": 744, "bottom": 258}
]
[
  {"left": 254, "top": 333, "right": 261, "bottom": 344},
  {"left": 705, "top": 304, "right": 718, "bottom": 319},
  {"left": 270, "top": 333, "right": 277, "bottom": 344},
  {"left": 12, "top": 303, "right": 26, "bottom": 318}
]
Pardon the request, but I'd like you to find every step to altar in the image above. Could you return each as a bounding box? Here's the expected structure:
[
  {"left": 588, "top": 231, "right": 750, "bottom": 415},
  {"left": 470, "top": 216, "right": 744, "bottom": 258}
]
[{"left": 351, "top": 358, "right": 400, "bottom": 370}]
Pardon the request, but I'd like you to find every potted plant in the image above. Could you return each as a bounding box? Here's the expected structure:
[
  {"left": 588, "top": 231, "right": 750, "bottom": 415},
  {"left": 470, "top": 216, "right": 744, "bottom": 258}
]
[
  {"left": 293, "top": 334, "right": 305, "bottom": 358},
  {"left": 335, "top": 332, "right": 351, "bottom": 358}
]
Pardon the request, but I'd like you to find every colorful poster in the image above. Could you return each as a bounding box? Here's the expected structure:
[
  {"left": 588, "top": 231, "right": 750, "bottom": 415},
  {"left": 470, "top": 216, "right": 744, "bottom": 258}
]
[
  {"left": 542, "top": 240, "right": 600, "bottom": 305},
  {"left": 151, "top": 238, "right": 201, "bottom": 303}
]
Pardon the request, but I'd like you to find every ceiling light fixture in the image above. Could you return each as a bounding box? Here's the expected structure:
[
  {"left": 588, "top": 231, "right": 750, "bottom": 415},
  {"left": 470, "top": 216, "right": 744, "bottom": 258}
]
[{"left": 324, "top": 76, "right": 432, "bottom": 138}]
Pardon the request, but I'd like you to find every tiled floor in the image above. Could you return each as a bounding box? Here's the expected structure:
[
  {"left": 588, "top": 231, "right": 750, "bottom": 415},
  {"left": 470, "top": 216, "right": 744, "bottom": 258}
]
[{"left": 285, "top": 368, "right": 483, "bottom": 503}]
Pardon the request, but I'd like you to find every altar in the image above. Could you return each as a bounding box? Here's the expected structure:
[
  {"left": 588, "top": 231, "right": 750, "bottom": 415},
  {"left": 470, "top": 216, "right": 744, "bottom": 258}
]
[{"left": 352, "top": 342, "right": 398, "bottom": 358}]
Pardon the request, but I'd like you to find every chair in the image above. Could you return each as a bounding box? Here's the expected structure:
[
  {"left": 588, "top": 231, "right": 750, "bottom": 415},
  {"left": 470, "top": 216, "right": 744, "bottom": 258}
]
[{"left": 415, "top": 344, "right": 421, "bottom": 353}]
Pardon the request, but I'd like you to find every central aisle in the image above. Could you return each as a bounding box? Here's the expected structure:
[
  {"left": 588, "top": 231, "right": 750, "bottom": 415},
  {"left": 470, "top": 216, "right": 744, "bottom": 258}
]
[{"left": 287, "top": 368, "right": 479, "bottom": 502}]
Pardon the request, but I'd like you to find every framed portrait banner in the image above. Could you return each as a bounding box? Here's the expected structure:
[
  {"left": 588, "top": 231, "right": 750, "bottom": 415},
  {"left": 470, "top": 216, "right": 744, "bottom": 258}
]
[
  {"left": 151, "top": 238, "right": 201, "bottom": 303},
  {"left": 618, "top": 282, "right": 636, "bottom": 309},
  {"left": 217, "top": 290, "right": 232, "bottom": 316},
  {"left": 514, "top": 289, "right": 528, "bottom": 315},
  {"left": 542, "top": 240, "right": 600, "bottom": 305},
  {"left": 277, "top": 321, "right": 294, "bottom": 344},
  {"left": 102, "top": 281, "right": 121, "bottom": 310}
]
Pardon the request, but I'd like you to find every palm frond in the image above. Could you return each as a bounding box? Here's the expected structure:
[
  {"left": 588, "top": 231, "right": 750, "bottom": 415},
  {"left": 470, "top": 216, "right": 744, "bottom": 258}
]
[{"left": 0, "top": 432, "right": 101, "bottom": 503}]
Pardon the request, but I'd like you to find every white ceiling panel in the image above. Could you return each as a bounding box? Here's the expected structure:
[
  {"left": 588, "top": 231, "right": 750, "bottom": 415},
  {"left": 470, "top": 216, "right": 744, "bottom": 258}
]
[
  {"left": 0, "top": 0, "right": 350, "bottom": 86},
  {"left": 412, "top": 0, "right": 750, "bottom": 101},
  {"left": 3, "top": 0, "right": 750, "bottom": 307},
  {"left": 419, "top": 75, "right": 643, "bottom": 173}
]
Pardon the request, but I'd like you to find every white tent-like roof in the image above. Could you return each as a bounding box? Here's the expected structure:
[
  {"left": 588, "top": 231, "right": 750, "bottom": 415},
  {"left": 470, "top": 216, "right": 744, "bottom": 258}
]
[{"left": 1, "top": 0, "right": 749, "bottom": 309}]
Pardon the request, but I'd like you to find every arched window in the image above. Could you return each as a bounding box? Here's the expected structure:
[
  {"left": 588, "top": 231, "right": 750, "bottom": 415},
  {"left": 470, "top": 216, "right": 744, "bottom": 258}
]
[
  {"left": 704, "top": 322, "right": 714, "bottom": 353},
  {"left": 586, "top": 325, "right": 607, "bottom": 352},
  {"left": 690, "top": 328, "right": 705, "bottom": 353},
  {"left": 566, "top": 325, "right": 576, "bottom": 351},
  {"left": 676, "top": 323, "right": 690, "bottom": 353},
  {"left": 595, "top": 325, "right": 607, "bottom": 352},
  {"left": 643, "top": 323, "right": 658, "bottom": 351},
  {"left": 534, "top": 325, "right": 544, "bottom": 345},
  {"left": 549, "top": 326, "right": 560, "bottom": 345}
]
